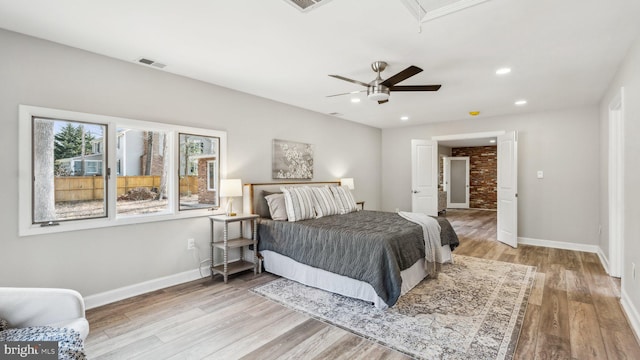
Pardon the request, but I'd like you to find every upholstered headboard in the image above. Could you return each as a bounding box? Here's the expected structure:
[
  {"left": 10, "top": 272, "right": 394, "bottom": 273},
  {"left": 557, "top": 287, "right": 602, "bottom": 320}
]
[{"left": 243, "top": 181, "right": 340, "bottom": 218}]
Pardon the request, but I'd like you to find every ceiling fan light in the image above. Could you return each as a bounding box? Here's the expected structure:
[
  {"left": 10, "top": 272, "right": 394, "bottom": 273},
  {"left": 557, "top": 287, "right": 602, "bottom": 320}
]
[{"left": 367, "top": 85, "right": 390, "bottom": 101}]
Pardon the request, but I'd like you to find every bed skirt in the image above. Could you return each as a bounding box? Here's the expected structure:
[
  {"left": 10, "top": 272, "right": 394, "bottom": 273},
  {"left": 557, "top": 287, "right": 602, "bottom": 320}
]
[{"left": 261, "top": 245, "right": 453, "bottom": 309}]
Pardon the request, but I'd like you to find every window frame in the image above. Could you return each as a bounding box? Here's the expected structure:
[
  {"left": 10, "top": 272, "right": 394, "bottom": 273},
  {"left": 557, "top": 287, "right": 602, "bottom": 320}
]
[
  {"left": 19, "top": 105, "right": 228, "bottom": 236},
  {"left": 207, "top": 160, "right": 218, "bottom": 192}
]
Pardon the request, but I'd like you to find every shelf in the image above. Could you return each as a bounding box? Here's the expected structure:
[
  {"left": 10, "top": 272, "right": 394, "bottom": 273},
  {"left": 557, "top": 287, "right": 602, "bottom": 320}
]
[
  {"left": 211, "top": 260, "right": 255, "bottom": 276},
  {"left": 212, "top": 237, "right": 254, "bottom": 249}
]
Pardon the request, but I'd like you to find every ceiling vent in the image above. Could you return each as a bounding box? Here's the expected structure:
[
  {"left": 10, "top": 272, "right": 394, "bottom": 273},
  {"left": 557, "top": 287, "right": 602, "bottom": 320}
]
[
  {"left": 136, "top": 57, "right": 167, "bottom": 69},
  {"left": 400, "top": 0, "right": 491, "bottom": 22},
  {"left": 283, "top": 0, "right": 333, "bottom": 13}
]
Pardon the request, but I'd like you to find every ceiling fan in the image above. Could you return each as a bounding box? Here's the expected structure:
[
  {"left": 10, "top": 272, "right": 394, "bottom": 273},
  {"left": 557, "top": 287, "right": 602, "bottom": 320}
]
[{"left": 328, "top": 61, "right": 441, "bottom": 104}]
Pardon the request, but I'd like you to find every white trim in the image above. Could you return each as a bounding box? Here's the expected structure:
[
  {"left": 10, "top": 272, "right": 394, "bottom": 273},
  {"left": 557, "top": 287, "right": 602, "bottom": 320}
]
[
  {"left": 517, "top": 237, "right": 601, "bottom": 254},
  {"left": 608, "top": 88, "right": 625, "bottom": 277},
  {"left": 597, "top": 246, "right": 611, "bottom": 276},
  {"left": 621, "top": 289, "right": 640, "bottom": 344},
  {"left": 432, "top": 130, "right": 505, "bottom": 142},
  {"left": 84, "top": 268, "right": 211, "bottom": 309}
]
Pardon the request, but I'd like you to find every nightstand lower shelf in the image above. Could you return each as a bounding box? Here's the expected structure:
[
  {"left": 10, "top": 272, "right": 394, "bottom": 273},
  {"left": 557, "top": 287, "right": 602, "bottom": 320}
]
[{"left": 211, "top": 260, "right": 255, "bottom": 279}]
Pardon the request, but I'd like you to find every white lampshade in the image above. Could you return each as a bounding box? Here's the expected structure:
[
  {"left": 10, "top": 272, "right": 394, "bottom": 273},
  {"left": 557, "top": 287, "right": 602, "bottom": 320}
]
[
  {"left": 340, "top": 178, "right": 355, "bottom": 190},
  {"left": 219, "top": 179, "right": 242, "bottom": 197}
]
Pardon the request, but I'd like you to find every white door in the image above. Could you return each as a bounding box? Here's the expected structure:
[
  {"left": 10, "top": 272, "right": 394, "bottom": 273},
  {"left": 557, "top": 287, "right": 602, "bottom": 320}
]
[
  {"left": 497, "top": 131, "right": 518, "bottom": 247},
  {"left": 445, "top": 157, "right": 470, "bottom": 208},
  {"left": 411, "top": 139, "right": 438, "bottom": 216}
]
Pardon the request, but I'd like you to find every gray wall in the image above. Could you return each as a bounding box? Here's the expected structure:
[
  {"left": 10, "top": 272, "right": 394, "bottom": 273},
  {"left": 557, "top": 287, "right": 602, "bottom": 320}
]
[
  {"left": 381, "top": 107, "right": 600, "bottom": 245},
  {"left": 0, "top": 29, "right": 381, "bottom": 296},
  {"left": 600, "top": 34, "right": 640, "bottom": 325}
]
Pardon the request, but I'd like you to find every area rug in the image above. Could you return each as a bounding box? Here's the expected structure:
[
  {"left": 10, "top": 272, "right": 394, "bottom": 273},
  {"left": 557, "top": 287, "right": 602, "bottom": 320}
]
[{"left": 251, "top": 255, "right": 535, "bottom": 360}]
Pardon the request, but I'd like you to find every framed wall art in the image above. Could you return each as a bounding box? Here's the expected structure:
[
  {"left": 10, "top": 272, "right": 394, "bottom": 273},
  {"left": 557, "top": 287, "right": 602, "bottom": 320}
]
[{"left": 272, "top": 139, "right": 314, "bottom": 180}]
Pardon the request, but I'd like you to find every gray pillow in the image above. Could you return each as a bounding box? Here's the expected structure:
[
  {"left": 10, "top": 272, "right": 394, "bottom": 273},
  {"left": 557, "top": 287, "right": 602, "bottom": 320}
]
[
  {"left": 265, "top": 193, "right": 288, "bottom": 221},
  {"left": 256, "top": 190, "right": 281, "bottom": 218}
]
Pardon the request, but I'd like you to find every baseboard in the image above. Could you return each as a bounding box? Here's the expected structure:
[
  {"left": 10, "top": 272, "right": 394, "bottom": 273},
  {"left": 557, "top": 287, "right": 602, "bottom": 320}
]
[
  {"left": 84, "top": 267, "right": 210, "bottom": 309},
  {"left": 620, "top": 289, "right": 640, "bottom": 344},
  {"left": 517, "top": 237, "right": 601, "bottom": 254},
  {"left": 596, "top": 247, "right": 611, "bottom": 275}
]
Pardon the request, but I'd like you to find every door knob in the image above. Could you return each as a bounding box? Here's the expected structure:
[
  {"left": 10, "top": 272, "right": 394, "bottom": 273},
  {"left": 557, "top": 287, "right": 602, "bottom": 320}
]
[{"left": 412, "top": 190, "right": 420, "bottom": 193}]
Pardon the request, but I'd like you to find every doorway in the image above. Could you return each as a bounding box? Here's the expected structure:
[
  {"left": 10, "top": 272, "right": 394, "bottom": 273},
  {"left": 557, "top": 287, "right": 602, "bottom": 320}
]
[{"left": 412, "top": 131, "right": 518, "bottom": 248}]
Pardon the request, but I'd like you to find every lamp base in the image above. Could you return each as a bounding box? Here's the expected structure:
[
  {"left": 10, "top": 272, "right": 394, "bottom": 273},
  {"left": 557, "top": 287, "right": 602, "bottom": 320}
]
[{"left": 225, "top": 199, "right": 236, "bottom": 216}]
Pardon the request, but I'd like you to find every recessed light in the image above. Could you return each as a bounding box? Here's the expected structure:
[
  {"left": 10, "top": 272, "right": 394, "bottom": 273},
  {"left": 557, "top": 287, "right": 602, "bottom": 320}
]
[
  {"left": 400, "top": 116, "right": 409, "bottom": 121},
  {"left": 489, "top": 139, "right": 496, "bottom": 144},
  {"left": 496, "top": 67, "right": 511, "bottom": 75},
  {"left": 351, "top": 98, "right": 361, "bottom": 103},
  {"left": 515, "top": 99, "right": 527, "bottom": 106}
]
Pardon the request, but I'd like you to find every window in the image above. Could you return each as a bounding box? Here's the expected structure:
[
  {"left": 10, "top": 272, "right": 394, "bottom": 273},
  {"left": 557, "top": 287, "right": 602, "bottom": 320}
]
[
  {"left": 116, "top": 128, "right": 170, "bottom": 217},
  {"left": 33, "top": 117, "right": 107, "bottom": 223},
  {"left": 19, "top": 105, "right": 227, "bottom": 236},
  {"left": 178, "top": 133, "right": 220, "bottom": 211}
]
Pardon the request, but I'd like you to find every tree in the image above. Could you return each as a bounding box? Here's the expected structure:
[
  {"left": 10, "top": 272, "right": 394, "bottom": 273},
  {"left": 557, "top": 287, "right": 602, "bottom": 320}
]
[
  {"left": 54, "top": 123, "right": 95, "bottom": 160},
  {"left": 33, "top": 119, "right": 56, "bottom": 222}
]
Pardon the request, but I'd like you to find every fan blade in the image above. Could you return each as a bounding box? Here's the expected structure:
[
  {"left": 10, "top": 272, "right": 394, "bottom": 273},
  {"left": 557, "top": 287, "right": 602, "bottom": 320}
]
[
  {"left": 390, "top": 85, "right": 441, "bottom": 91},
  {"left": 378, "top": 99, "right": 389, "bottom": 104},
  {"left": 326, "top": 90, "right": 366, "bottom": 98},
  {"left": 328, "top": 75, "right": 369, "bottom": 87},
  {"left": 380, "top": 65, "right": 423, "bottom": 87}
]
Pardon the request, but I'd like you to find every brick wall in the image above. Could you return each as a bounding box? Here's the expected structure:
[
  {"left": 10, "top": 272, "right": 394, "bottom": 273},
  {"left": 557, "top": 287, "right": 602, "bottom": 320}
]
[
  {"left": 451, "top": 146, "right": 497, "bottom": 209},
  {"left": 197, "top": 157, "right": 217, "bottom": 205}
]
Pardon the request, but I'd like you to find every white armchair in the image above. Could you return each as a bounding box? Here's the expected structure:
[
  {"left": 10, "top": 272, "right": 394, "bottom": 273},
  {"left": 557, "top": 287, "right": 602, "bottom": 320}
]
[{"left": 0, "top": 287, "right": 89, "bottom": 340}]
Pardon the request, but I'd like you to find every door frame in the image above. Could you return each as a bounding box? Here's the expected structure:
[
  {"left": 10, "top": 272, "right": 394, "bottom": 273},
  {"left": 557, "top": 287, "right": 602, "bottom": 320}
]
[
  {"left": 608, "top": 87, "right": 625, "bottom": 278},
  {"left": 431, "top": 131, "right": 518, "bottom": 248},
  {"left": 444, "top": 156, "right": 470, "bottom": 208}
]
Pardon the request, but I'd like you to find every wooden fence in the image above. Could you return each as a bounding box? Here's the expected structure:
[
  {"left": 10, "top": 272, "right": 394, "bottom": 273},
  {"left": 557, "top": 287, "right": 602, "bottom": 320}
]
[{"left": 54, "top": 175, "right": 199, "bottom": 202}]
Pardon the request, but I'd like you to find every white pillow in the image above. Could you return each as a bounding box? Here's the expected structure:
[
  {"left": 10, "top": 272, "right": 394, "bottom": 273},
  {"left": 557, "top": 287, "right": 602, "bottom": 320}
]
[
  {"left": 265, "top": 193, "right": 288, "bottom": 221},
  {"left": 281, "top": 186, "right": 316, "bottom": 222},
  {"left": 330, "top": 185, "right": 358, "bottom": 214},
  {"left": 309, "top": 186, "right": 340, "bottom": 218}
]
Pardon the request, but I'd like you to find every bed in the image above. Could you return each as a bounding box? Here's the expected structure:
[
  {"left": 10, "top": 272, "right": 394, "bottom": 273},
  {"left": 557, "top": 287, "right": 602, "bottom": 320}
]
[{"left": 243, "top": 182, "right": 459, "bottom": 308}]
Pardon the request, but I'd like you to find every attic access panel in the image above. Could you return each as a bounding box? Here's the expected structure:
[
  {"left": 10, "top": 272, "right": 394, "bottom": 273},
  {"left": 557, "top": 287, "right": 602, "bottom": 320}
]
[{"left": 401, "top": 0, "right": 491, "bottom": 22}]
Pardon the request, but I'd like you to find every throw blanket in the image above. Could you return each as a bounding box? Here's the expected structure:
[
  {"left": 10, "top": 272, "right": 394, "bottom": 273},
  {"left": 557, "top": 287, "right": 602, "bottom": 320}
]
[{"left": 398, "top": 211, "right": 443, "bottom": 278}]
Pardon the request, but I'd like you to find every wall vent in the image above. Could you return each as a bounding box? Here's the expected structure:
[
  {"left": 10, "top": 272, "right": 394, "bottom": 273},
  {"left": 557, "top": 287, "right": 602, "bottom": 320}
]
[
  {"left": 283, "top": 0, "right": 333, "bottom": 13},
  {"left": 136, "top": 57, "right": 167, "bottom": 69}
]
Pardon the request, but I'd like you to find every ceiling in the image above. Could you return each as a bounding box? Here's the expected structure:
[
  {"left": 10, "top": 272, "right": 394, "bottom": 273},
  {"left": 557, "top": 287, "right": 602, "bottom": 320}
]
[{"left": 1, "top": 0, "right": 639, "bottom": 129}]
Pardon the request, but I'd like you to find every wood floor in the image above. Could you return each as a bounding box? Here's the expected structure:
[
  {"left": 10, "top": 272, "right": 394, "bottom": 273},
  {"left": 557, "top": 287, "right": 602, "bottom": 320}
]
[{"left": 85, "top": 209, "right": 640, "bottom": 359}]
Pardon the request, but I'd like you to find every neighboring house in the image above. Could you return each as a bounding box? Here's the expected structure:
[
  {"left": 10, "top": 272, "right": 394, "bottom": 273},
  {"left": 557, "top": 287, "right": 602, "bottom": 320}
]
[
  {"left": 56, "top": 129, "right": 164, "bottom": 177},
  {"left": 56, "top": 154, "right": 104, "bottom": 176}
]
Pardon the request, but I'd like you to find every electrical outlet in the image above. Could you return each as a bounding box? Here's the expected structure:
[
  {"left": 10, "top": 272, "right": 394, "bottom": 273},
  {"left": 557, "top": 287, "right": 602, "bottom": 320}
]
[{"left": 187, "top": 238, "right": 195, "bottom": 250}]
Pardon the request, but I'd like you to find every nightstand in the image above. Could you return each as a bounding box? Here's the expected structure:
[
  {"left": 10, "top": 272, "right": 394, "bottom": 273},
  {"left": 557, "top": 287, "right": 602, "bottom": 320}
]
[
  {"left": 356, "top": 201, "right": 365, "bottom": 210},
  {"left": 209, "top": 214, "right": 259, "bottom": 283}
]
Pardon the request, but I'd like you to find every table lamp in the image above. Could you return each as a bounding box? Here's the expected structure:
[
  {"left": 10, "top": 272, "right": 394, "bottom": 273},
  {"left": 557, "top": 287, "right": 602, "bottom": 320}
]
[
  {"left": 340, "top": 178, "right": 355, "bottom": 190},
  {"left": 220, "top": 179, "right": 242, "bottom": 216}
]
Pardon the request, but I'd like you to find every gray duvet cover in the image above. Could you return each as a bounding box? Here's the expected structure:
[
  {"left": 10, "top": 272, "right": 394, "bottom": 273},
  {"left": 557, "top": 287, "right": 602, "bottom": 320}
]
[{"left": 258, "top": 210, "right": 459, "bottom": 306}]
